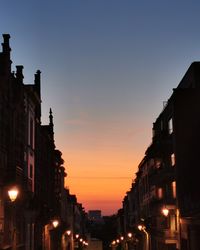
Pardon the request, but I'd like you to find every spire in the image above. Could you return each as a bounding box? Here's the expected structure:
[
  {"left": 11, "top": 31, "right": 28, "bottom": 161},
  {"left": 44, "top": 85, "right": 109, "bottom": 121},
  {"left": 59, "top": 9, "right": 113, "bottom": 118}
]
[
  {"left": 49, "top": 108, "right": 54, "bottom": 141},
  {"left": 49, "top": 108, "right": 54, "bottom": 127}
]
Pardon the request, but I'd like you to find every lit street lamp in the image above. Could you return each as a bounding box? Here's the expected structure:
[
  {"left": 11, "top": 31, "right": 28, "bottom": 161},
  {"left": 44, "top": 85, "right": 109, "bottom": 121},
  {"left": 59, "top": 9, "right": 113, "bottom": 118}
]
[
  {"left": 66, "top": 230, "right": 71, "bottom": 236},
  {"left": 162, "top": 208, "right": 169, "bottom": 217},
  {"left": 127, "top": 232, "right": 132, "bottom": 238},
  {"left": 138, "top": 224, "right": 150, "bottom": 250},
  {"left": 8, "top": 187, "right": 19, "bottom": 250},
  {"left": 52, "top": 219, "right": 59, "bottom": 228},
  {"left": 8, "top": 187, "right": 19, "bottom": 202}
]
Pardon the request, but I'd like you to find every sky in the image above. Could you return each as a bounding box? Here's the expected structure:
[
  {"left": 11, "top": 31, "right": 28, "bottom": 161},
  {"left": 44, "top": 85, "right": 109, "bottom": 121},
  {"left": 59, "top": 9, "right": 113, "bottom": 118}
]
[{"left": 1, "top": 0, "right": 200, "bottom": 215}]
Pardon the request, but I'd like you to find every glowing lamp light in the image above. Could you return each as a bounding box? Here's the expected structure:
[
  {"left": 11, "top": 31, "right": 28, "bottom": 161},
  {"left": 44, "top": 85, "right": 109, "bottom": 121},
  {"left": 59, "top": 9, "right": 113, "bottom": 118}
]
[
  {"left": 162, "top": 208, "right": 169, "bottom": 217},
  {"left": 66, "top": 230, "right": 71, "bottom": 236},
  {"left": 75, "top": 234, "right": 80, "bottom": 239},
  {"left": 116, "top": 239, "right": 120, "bottom": 243},
  {"left": 127, "top": 232, "right": 132, "bottom": 238},
  {"left": 80, "top": 238, "right": 83, "bottom": 242},
  {"left": 120, "top": 236, "right": 124, "bottom": 241},
  {"left": 112, "top": 241, "right": 116, "bottom": 245},
  {"left": 8, "top": 188, "right": 19, "bottom": 202},
  {"left": 138, "top": 225, "right": 143, "bottom": 231},
  {"left": 52, "top": 220, "right": 59, "bottom": 228}
]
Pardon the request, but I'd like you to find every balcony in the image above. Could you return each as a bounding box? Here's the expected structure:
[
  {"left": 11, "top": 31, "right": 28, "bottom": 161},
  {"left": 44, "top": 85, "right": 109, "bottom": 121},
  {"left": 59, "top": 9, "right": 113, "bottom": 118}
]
[
  {"left": 16, "top": 166, "right": 23, "bottom": 182},
  {"left": 149, "top": 166, "right": 175, "bottom": 185}
]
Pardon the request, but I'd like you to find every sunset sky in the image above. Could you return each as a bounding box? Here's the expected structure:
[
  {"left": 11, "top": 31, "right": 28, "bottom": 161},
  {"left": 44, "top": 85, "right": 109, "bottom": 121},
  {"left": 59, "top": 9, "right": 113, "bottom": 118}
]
[{"left": 1, "top": 0, "right": 200, "bottom": 215}]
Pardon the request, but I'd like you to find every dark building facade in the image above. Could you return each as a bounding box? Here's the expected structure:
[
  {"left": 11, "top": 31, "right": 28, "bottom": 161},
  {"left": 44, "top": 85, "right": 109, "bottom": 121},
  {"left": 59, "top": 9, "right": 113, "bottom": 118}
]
[
  {"left": 0, "top": 34, "right": 88, "bottom": 250},
  {"left": 116, "top": 62, "right": 200, "bottom": 250}
]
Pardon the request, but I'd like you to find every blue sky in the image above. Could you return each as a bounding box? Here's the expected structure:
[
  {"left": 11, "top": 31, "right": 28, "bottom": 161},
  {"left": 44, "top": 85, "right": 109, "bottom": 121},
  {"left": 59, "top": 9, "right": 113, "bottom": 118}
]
[{"left": 1, "top": 0, "right": 200, "bottom": 214}]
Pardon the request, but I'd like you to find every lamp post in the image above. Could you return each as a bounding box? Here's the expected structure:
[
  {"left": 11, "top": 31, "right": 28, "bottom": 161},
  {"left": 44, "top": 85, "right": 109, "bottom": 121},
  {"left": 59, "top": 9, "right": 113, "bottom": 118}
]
[
  {"left": 125, "top": 232, "right": 133, "bottom": 250},
  {"left": 8, "top": 187, "right": 19, "bottom": 250},
  {"left": 65, "top": 229, "right": 73, "bottom": 250},
  {"left": 138, "top": 224, "right": 150, "bottom": 250},
  {"left": 110, "top": 240, "right": 117, "bottom": 250}
]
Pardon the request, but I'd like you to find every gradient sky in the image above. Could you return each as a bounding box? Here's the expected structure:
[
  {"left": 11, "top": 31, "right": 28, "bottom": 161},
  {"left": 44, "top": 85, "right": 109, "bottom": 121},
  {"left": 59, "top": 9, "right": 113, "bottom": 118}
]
[{"left": 1, "top": 0, "right": 200, "bottom": 215}]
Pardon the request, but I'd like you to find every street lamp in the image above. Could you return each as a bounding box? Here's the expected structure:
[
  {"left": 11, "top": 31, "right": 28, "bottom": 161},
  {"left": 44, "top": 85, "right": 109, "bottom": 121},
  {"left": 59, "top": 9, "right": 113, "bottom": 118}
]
[
  {"left": 66, "top": 230, "right": 71, "bottom": 236},
  {"left": 8, "top": 187, "right": 19, "bottom": 202},
  {"left": 138, "top": 224, "right": 150, "bottom": 250},
  {"left": 127, "top": 232, "right": 132, "bottom": 238},
  {"left": 162, "top": 208, "right": 169, "bottom": 217},
  {"left": 75, "top": 234, "right": 80, "bottom": 239},
  {"left": 110, "top": 240, "right": 116, "bottom": 250},
  {"left": 112, "top": 240, "right": 116, "bottom": 245},
  {"left": 161, "top": 206, "right": 180, "bottom": 249},
  {"left": 7, "top": 187, "right": 19, "bottom": 250},
  {"left": 52, "top": 219, "right": 59, "bottom": 228},
  {"left": 138, "top": 225, "right": 143, "bottom": 231}
]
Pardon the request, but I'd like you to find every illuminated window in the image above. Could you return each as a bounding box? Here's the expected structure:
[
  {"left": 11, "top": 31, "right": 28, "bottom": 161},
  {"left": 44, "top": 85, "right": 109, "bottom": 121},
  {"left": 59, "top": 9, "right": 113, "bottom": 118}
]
[
  {"left": 168, "top": 118, "right": 173, "bottom": 134},
  {"left": 172, "top": 181, "right": 176, "bottom": 198},
  {"left": 157, "top": 188, "right": 163, "bottom": 199},
  {"left": 171, "top": 153, "right": 175, "bottom": 166}
]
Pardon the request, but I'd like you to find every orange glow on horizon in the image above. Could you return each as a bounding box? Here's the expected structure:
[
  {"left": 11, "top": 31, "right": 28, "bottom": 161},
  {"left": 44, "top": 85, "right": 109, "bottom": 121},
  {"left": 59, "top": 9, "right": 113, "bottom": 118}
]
[
  {"left": 62, "top": 147, "right": 144, "bottom": 215},
  {"left": 56, "top": 120, "right": 150, "bottom": 215}
]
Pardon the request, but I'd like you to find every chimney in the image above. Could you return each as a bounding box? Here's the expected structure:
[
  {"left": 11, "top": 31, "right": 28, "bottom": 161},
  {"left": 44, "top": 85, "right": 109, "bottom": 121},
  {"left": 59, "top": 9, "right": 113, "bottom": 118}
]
[
  {"left": 1, "top": 34, "right": 12, "bottom": 74},
  {"left": 2, "top": 34, "right": 11, "bottom": 54},
  {"left": 34, "top": 70, "right": 41, "bottom": 97},
  {"left": 16, "top": 65, "right": 24, "bottom": 83}
]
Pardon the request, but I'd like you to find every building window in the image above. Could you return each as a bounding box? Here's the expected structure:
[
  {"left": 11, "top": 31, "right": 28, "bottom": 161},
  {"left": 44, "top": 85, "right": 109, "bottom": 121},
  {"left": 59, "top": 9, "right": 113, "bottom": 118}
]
[
  {"left": 161, "top": 120, "right": 164, "bottom": 131},
  {"left": 172, "top": 181, "right": 176, "bottom": 198},
  {"left": 155, "top": 159, "right": 162, "bottom": 169},
  {"left": 157, "top": 188, "right": 163, "bottom": 199},
  {"left": 30, "top": 118, "right": 34, "bottom": 148},
  {"left": 171, "top": 153, "right": 175, "bottom": 166},
  {"left": 29, "top": 164, "right": 33, "bottom": 179},
  {"left": 168, "top": 118, "right": 173, "bottom": 134}
]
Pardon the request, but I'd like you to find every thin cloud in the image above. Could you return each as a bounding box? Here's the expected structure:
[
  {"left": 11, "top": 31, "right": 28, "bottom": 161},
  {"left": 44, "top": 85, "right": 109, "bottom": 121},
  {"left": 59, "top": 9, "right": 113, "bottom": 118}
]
[{"left": 69, "top": 176, "right": 130, "bottom": 179}]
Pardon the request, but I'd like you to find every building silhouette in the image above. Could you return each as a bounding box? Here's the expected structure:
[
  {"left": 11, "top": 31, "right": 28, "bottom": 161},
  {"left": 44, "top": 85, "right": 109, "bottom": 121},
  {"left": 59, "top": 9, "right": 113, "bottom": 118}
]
[
  {"left": 115, "top": 62, "right": 200, "bottom": 250},
  {"left": 0, "top": 34, "right": 88, "bottom": 250},
  {"left": 88, "top": 210, "right": 102, "bottom": 222}
]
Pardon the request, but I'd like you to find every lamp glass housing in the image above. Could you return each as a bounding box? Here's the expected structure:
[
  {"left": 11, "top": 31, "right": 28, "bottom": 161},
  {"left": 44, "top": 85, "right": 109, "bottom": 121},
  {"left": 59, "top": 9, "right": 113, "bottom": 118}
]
[
  {"left": 52, "top": 220, "right": 59, "bottom": 228},
  {"left": 162, "top": 208, "right": 169, "bottom": 216},
  {"left": 8, "top": 188, "right": 19, "bottom": 202}
]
